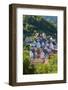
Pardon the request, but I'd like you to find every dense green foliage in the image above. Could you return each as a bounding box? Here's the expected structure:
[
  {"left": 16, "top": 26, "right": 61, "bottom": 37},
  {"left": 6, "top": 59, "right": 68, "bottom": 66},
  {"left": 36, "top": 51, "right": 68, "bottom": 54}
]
[
  {"left": 23, "top": 15, "right": 57, "bottom": 42},
  {"left": 23, "top": 50, "right": 57, "bottom": 74}
]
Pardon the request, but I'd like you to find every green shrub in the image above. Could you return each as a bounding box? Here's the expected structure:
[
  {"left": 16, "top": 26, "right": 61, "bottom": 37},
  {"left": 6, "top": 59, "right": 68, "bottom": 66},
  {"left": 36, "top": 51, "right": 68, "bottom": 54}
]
[
  {"left": 23, "top": 51, "right": 57, "bottom": 74},
  {"left": 34, "top": 64, "right": 49, "bottom": 74},
  {"left": 23, "top": 50, "right": 35, "bottom": 74}
]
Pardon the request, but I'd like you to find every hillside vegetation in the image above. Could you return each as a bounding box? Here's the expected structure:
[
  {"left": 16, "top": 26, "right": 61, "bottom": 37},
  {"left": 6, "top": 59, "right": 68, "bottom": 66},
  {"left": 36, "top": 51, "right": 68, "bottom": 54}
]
[{"left": 23, "top": 15, "right": 57, "bottom": 74}]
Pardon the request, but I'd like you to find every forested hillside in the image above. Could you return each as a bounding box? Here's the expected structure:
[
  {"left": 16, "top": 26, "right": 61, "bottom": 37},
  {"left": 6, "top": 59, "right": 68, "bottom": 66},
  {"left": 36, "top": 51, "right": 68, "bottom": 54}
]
[{"left": 23, "top": 15, "right": 57, "bottom": 42}]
